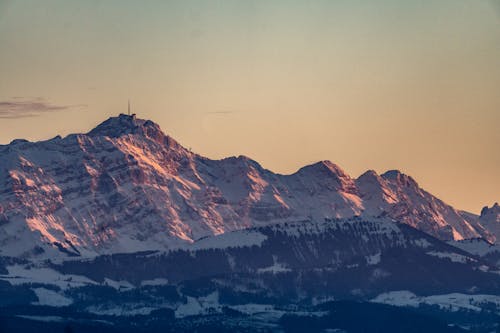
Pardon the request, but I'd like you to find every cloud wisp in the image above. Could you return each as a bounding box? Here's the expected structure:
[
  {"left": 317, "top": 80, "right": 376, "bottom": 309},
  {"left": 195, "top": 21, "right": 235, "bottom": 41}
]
[
  {"left": 0, "top": 97, "right": 87, "bottom": 119},
  {"left": 205, "top": 110, "right": 236, "bottom": 115}
]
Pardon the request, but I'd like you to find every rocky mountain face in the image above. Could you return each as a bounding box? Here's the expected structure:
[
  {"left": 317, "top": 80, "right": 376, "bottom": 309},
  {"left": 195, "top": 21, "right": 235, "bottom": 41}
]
[
  {"left": 459, "top": 203, "right": 500, "bottom": 244},
  {"left": 1, "top": 114, "right": 499, "bottom": 332},
  {"left": 0, "top": 114, "right": 495, "bottom": 258},
  {"left": 479, "top": 203, "right": 500, "bottom": 241}
]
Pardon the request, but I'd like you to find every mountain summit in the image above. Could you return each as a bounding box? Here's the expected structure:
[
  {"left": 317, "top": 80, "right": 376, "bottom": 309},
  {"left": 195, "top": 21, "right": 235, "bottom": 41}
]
[
  {"left": 88, "top": 113, "right": 159, "bottom": 136},
  {"left": 88, "top": 113, "right": 185, "bottom": 149},
  {"left": 0, "top": 115, "right": 493, "bottom": 258},
  {"left": 477, "top": 203, "right": 500, "bottom": 242}
]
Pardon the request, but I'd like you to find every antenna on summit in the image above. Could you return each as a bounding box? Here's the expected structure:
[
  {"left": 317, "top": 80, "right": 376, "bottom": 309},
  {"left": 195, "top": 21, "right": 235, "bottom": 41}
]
[{"left": 127, "top": 99, "right": 131, "bottom": 116}]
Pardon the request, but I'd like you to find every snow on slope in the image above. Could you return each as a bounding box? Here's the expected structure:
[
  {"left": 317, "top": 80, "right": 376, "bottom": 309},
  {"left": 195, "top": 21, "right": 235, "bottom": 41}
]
[
  {"left": 0, "top": 114, "right": 491, "bottom": 258},
  {"left": 372, "top": 290, "right": 500, "bottom": 314},
  {"left": 357, "top": 170, "right": 479, "bottom": 241},
  {"left": 448, "top": 238, "right": 500, "bottom": 257}
]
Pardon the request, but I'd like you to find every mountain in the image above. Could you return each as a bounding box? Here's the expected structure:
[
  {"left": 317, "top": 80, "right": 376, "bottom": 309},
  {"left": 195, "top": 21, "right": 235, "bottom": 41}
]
[
  {"left": 479, "top": 203, "right": 500, "bottom": 241},
  {"left": 1, "top": 114, "right": 499, "bottom": 331},
  {"left": 0, "top": 114, "right": 493, "bottom": 258},
  {"left": 459, "top": 203, "right": 500, "bottom": 243},
  {"left": 356, "top": 170, "right": 480, "bottom": 241},
  {"left": 49, "top": 217, "right": 499, "bottom": 293},
  {"left": 1, "top": 217, "right": 499, "bottom": 331}
]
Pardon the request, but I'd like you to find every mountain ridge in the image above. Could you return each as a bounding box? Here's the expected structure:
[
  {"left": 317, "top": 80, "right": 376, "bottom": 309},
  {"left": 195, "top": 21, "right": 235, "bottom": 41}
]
[{"left": 0, "top": 114, "right": 497, "bottom": 258}]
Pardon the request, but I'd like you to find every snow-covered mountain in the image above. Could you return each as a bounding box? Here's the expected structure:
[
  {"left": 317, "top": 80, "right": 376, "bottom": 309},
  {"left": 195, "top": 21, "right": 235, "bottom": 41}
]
[
  {"left": 459, "top": 203, "right": 500, "bottom": 243},
  {"left": 1, "top": 116, "right": 499, "bottom": 331},
  {"left": 479, "top": 203, "right": 500, "bottom": 241},
  {"left": 0, "top": 114, "right": 494, "bottom": 258}
]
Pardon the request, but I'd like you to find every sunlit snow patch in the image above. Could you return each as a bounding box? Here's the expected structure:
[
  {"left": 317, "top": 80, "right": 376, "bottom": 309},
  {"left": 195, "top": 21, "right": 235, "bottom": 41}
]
[{"left": 32, "top": 288, "right": 73, "bottom": 307}]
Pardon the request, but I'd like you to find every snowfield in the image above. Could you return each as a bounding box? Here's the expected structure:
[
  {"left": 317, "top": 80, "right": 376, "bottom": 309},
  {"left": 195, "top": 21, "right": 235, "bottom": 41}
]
[{"left": 372, "top": 291, "right": 500, "bottom": 314}]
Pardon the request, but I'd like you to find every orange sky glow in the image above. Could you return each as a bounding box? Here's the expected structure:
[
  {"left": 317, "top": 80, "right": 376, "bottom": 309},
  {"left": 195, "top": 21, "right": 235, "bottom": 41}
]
[{"left": 0, "top": 0, "right": 498, "bottom": 213}]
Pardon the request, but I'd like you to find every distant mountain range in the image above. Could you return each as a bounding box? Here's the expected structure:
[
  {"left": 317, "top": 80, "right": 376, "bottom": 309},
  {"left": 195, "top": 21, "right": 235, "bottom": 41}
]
[
  {"left": 0, "top": 114, "right": 497, "bottom": 258},
  {"left": 0, "top": 114, "right": 498, "bottom": 332}
]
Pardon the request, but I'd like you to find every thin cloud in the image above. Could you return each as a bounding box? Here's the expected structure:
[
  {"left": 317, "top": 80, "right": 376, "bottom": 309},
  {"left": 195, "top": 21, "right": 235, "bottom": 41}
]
[
  {"left": 0, "top": 97, "right": 87, "bottom": 119},
  {"left": 205, "top": 111, "right": 236, "bottom": 115}
]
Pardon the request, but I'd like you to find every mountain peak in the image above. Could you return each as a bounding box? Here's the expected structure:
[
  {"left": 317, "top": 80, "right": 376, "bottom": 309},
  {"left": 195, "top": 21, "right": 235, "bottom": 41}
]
[
  {"left": 298, "top": 160, "right": 348, "bottom": 177},
  {"left": 294, "top": 160, "right": 358, "bottom": 194},
  {"left": 356, "top": 170, "right": 389, "bottom": 191},
  {"left": 86, "top": 114, "right": 184, "bottom": 150},
  {"left": 481, "top": 203, "right": 500, "bottom": 217},
  {"left": 356, "top": 169, "right": 398, "bottom": 206},
  {"left": 88, "top": 114, "right": 162, "bottom": 138},
  {"left": 357, "top": 170, "right": 379, "bottom": 180},
  {"left": 381, "top": 169, "right": 403, "bottom": 178},
  {"left": 381, "top": 170, "right": 418, "bottom": 188}
]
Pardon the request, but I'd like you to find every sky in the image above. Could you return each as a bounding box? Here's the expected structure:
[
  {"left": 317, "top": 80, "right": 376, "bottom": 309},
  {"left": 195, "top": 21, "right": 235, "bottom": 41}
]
[{"left": 0, "top": 0, "right": 499, "bottom": 213}]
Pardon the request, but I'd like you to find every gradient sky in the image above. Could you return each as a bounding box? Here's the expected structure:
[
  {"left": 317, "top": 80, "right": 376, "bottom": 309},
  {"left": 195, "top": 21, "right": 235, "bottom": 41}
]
[{"left": 0, "top": 0, "right": 499, "bottom": 213}]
